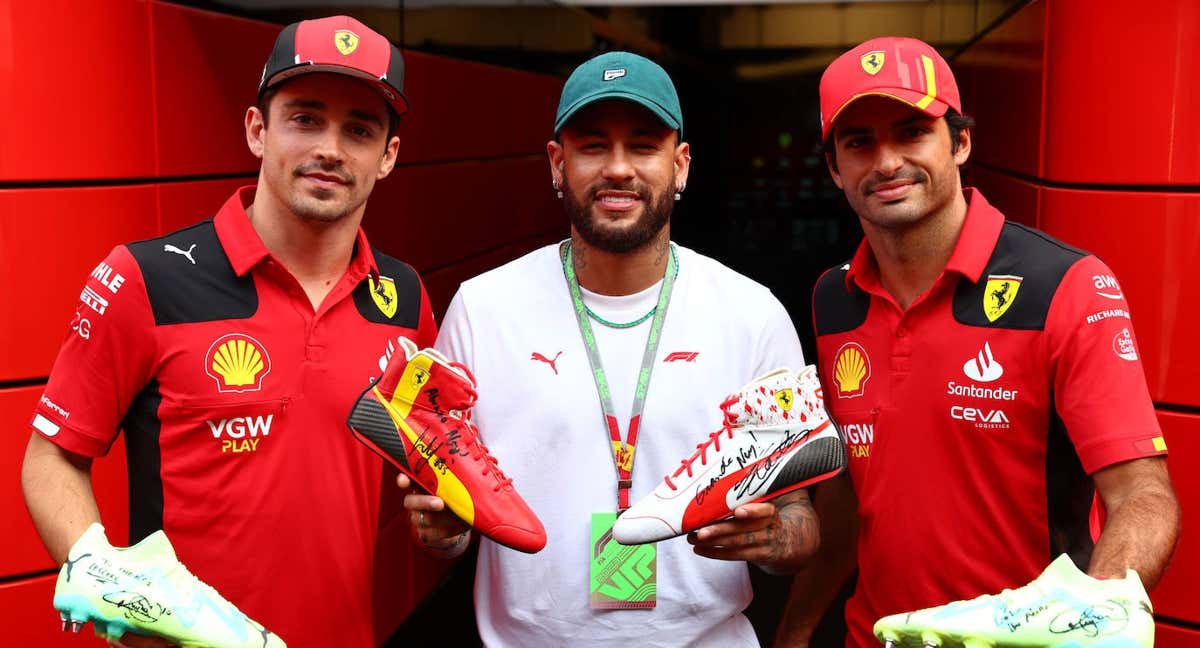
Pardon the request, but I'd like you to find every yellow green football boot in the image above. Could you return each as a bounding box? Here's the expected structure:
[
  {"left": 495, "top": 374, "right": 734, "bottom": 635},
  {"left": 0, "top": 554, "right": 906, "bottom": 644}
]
[
  {"left": 874, "top": 554, "right": 1153, "bottom": 648},
  {"left": 53, "top": 523, "right": 286, "bottom": 647}
]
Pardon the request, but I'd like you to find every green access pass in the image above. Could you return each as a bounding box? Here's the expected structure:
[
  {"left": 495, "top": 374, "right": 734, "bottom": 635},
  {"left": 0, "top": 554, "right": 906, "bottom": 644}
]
[{"left": 589, "top": 512, "right": 657, "bottom": 609}]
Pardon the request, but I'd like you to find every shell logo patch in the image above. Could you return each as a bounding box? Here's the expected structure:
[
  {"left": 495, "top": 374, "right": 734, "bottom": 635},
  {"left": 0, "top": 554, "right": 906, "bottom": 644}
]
[
  {"left": 775, "top": 388, "right": 794, "bottom": 412},
  {"left": 833, "top": 342, "right": 871, "bottom": 398},
  {"left": 205, "top": 334, "right": 271, "bottom": 393},
  {"left": 861, "top": 50, "right": 885, "bottom": 75},
  {"left": 984, "top": 274, "right": 1023, "bottom": 323},
  {"left": 370, "top": 275, "right": 398, "bottom": 319},
  {"left": 334, "top": 30, "right": 359, "bottom": 56}
]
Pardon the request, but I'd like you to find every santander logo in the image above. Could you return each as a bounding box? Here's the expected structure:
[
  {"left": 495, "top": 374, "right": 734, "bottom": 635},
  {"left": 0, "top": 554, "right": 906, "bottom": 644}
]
[{"left": 963, "top": 342, "right": 1003, "bottom": 383}]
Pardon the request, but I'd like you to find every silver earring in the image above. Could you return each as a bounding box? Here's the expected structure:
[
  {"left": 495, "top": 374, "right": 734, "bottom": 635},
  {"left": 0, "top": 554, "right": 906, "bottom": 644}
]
[
  {"left": 557, "top": 190, "right": 564, "bottom": 199},
  {"left": 674, "top": 183, "right": 685, "bottom": 201},
  {"left": 553, "top": 179, "right": 563, "bottom": 199}
]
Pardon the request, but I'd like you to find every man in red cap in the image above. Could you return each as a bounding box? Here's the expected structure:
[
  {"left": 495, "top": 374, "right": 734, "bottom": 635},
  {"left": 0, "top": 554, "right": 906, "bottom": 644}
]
[
  {"left": 775, "top": 36, "right": 1179, "bottom": 647},
  {"left": 22, "top": 15, "right": 433, "bottom": 647}
]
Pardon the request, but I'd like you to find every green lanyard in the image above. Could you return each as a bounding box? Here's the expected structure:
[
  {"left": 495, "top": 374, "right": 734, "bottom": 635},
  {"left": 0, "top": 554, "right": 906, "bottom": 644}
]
[{"left": 560, "top": 241, "right": 679, "bottom": 511}]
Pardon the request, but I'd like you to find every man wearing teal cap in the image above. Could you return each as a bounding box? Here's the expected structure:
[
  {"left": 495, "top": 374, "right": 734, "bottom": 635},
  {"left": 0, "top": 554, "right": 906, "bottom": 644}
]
[{"left": 400, "top": 51, "right": 821, "bottom": 645}]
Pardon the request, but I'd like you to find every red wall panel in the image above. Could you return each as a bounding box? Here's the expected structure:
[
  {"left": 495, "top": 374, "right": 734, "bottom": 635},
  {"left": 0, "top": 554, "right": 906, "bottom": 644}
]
[
  {"left": 1, "top": 386, "right": 130, "bottom": 579},
  {"left": 363, "top": 156, "right": 562, "bottom": 273},
  {"left": 954, "top": 1, "right": 1045, "bottom": 178},
  {"left": 422, "top": 232, "right": 566, "bottom": 318},
  {"left": 965, "top": 165, "right": 1040, "bottom": 228},
  {"left": 150, "top": 2, "right": 275, "bottom": 177},
  {"left": 0, "top": 187, "right": 158, "bottom": 381},
  {"left": 1039, "top": 189, "right": 1200, "bottom": 407},
  {"left": 1044, "top": 0, "right": 1200, "bottom": 184},
  {"left": 1157, "top": 622, "right": 1200, "bottom": 648},
  {"left": 157, "top": 178, "right": 254, "bottom": 234},
  {"left": 1147, "top": 411, "right": 1200, "bottom": 622},
  {"left": 0, "top": 575, "right": 104, "bottom": 645},
  {"left": 398, "top": 50, "right": 561, "bottom": 164},
  {"left": 0, "top": 0, "right": 155, "bottom": 181}
]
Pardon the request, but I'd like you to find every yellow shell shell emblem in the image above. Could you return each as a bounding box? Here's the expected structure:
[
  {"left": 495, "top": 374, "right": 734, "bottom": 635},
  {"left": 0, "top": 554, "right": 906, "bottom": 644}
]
[
  {"left": 833, "top": 342, "right": 870, "bottom": 398},
  {"left": 775, "top": 388, "right": 794, "bottom": 412},
  {"left": 205, "top": 334, "right": 271, "bottom": 393}
]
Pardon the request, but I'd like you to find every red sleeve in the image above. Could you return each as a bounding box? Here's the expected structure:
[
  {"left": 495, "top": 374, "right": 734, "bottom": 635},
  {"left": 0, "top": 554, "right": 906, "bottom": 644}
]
[
  {"left": 31, "top": 246, "right": 158, "bottom": 458},
  {"left": 1045, "top": 255, "right": 1165, "bottom": 474},
  {"left": 414, "top": 276, "right": 437, "bottom": 348}
]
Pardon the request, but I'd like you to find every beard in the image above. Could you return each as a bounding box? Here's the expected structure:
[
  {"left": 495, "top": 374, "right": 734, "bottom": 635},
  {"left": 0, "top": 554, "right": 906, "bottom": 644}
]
[
  {"left": 288, "top": 162, "right": 358, "bottom": 223},
  {"left": 563, "top": 178, "right": 673, "bottom": 253}
]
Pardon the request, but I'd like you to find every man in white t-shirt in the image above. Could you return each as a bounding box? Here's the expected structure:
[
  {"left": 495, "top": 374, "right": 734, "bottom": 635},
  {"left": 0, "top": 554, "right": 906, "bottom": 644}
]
[{"left": 398, "top": 51, "right": 819, "bottom": 646}]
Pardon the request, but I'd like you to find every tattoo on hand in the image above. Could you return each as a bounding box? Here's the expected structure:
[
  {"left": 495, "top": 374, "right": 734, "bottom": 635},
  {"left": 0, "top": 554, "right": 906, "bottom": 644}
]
[{"left": 767, "top": 499, "right": 819, "bottom": 566}]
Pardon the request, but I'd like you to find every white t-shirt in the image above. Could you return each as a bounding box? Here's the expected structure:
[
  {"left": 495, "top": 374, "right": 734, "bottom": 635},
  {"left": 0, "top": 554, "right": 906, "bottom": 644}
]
[{"left": 436, "top": 242, "right": 806, "bottom": 648}]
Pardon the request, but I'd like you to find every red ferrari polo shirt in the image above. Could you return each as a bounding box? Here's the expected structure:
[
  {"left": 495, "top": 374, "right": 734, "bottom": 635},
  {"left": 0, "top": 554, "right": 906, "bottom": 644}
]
[
  {"left": 32, "top": 187, "right": 436, "bottom": 647},
  {"left": 812, "top": 188, "right": 1166, "bottom": 647}
]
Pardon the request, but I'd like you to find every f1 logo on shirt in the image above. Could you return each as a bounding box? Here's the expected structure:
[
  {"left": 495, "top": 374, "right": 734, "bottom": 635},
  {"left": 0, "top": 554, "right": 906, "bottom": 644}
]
[{"left": 205, "top": 334, "right": 272, "bottom": 393}]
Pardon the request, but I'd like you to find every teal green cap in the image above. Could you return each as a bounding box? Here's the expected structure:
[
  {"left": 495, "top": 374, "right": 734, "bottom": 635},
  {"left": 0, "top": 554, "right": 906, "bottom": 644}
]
[{"left": 554, "top": 51, "right": 682, "bottom": 136}]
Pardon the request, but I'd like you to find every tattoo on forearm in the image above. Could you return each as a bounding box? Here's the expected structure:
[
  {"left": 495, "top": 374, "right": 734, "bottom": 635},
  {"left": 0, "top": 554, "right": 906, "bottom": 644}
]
[{"left": 768, "top": 498, "right": 820, "bottom": 567}]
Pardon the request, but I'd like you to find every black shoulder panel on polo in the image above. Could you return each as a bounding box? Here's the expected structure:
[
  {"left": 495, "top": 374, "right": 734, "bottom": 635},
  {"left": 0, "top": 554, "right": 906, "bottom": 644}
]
[
  {"left": 352, "top": 249, "right": 421, "bottom": 328},
  {"left": 952, "top": 222, "right": 1087, "bottom": 330},
  {"left": 814, "top": 263, "right": 871, "bottom": 336},
  {"left": 126, "top": 220, "right": 258, "bottom": 325}
]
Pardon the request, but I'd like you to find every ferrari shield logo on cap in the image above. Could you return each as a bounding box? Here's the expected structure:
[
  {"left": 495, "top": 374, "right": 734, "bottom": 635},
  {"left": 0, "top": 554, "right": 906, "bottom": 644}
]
[
  {"left": 370, "top": 276, "right": 398, "bottom": 319},
  {"left": 860, "top": 51, "right": 885, "bottom": 75},
  {"left": 984, "top": 275, "right": 1023, "bottom": 323},
  {"left": 334, "top": 29, "right": 359, "bottom": 55}
]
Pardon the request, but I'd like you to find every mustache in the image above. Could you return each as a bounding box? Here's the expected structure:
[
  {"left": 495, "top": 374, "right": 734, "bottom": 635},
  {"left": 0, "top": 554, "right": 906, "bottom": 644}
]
[
  {"left": 293, "top": 163, "right": 353, "bottom": 186},
  {"left": 584, "top": 181, "right": 653, "bottom": 202},
  {"left": 863, "top": 167, "right": 925, "bottom": 194}
]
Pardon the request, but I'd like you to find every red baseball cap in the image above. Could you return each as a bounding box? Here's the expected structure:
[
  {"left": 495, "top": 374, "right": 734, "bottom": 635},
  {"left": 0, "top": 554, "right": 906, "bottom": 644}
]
[
  {"left": 259, "top": 15, "right": 409, "bottom": 117},
  {"left": 819, "top": 36, "right": 960, "bottom": 141}
]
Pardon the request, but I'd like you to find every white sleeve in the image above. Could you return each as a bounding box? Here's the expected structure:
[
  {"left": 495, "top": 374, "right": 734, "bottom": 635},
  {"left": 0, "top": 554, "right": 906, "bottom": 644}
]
[
  {"left": 434, "top": 288, "right": 475, "bottom": 370},
  {"left": 752, "top": 292, "right": 806, "bottom": 376}
]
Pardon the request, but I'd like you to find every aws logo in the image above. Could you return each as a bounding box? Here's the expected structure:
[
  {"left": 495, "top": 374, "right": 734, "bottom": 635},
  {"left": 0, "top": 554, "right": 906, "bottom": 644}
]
[
  {"left": 208, "top": 415, "right": 274, "bottom": 453},
  {"left": 833, "top": 342, "right": 871, "bottom": 398},
  {"left": 205, "top": 334, "right": 271, "bottom": 393}
]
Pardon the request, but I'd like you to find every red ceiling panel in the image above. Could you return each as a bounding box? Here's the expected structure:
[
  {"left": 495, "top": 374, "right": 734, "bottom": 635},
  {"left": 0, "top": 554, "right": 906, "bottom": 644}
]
[
  {"left": 1151, "top": 411, "right": 1200, "bottom": 622},
  {"left": 1044, "top": 0, "right": 1200, "bottom": 184},
  {"left": 953, "top": 1, "right": 1046, "bottom": 178},
  {"left": 1040, "top": 188, "right": 1200, "bottom": 406},
  {"left": 362, "top": 156, "right": 562, "bottom": 274},
  {"left": 150, "top": 2, "right": 276, "bottom": 177},
  {"left": 0, "top": 186, "right": 158, "bottom": 381},
  {"left": 1, "top": 386, "right": 130, "bottom": 579},
  {"left": 0, "top": 0, "right": 155, "bottom": 181},
  {"left": 397, "top": 50, "right": 561, "bottom": 165}
]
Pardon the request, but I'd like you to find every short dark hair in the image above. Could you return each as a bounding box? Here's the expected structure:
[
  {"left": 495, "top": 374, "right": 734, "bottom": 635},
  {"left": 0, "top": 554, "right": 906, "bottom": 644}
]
[
  {"left": 257, "top": 85, "right": 400, "bottom": 142},
  {"left": 823, "top": 108, "right": 975, "bottom": 171}
]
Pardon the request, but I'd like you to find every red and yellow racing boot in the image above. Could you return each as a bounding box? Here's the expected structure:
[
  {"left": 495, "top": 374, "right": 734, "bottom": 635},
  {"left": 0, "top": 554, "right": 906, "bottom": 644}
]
[{"left": 348, "top": 337, "right": 546, "bottom": 553}]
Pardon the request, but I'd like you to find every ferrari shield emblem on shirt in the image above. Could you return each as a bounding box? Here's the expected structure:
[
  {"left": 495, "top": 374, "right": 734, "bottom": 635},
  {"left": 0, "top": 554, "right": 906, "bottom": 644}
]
[
  {"left": 984, "top": 275, "right": 1023, "bottom": 323},
  {"left": 861, "top": 51, "right": 885, "bottom": 75},
  {"left": 369, "top": 275, "right": 398, "bottom": 319},
  {"left": 334, "top": 30, "right": 359, "bottom": 55}
]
